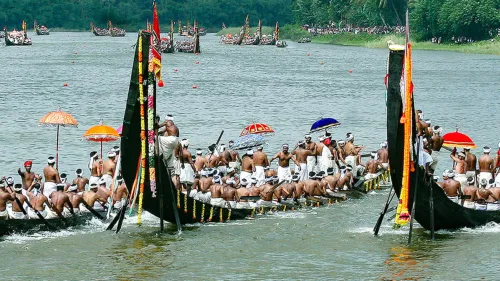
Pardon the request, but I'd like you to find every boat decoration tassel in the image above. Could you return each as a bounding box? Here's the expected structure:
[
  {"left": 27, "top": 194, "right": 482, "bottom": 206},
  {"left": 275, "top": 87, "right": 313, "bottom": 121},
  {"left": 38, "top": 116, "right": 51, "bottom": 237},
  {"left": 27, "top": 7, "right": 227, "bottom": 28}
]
[
  {"left": 200, "top": 204, "right": 205, "bottom": 222},
  {"left": 176, "top": 189, "right": 180, "bottom": 208},
  {"left": 227, "top": 209, "right": 231, "bottom": 221},
  {"left": 146, "top": 73, "right": 156, "bottom": 197},
  {"left": 394, "top": 39, "right": 414, "bottom": 229},
  {"left": 137, "top": 35, "right": 146, "bottom": 225},
  {"left": 208, "top": 207, "right": 214, "bottom": 222},
  {"left": 192, "top": 201, "right": 196, "bottom": 220},
  {"left": 184, "top": 193, "right": 188, "bottom": 213},
  {"left": 219, "top": 208, "right": 223, "bottom": 223}
]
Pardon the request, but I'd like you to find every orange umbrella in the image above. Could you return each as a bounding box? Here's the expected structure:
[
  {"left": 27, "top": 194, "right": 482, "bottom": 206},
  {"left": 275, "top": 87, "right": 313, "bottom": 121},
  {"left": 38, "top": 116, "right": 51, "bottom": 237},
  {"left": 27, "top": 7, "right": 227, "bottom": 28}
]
[
  {"left": 83, "top": 121, "right": 120, "bottom": 158},
  {"left": 39, "top": 109, "right": 78, "bottom": 169}
]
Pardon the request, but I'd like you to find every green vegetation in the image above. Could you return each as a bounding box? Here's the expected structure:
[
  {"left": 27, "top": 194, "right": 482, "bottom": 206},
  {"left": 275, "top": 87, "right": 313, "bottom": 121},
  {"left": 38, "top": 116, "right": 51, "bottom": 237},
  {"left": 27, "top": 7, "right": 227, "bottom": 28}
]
[
  {"left": 0, "top": 0, "right": 293, "bottom": 31},
  {"left": 280, "top": 24, "right": 310, "bottom": 41}
]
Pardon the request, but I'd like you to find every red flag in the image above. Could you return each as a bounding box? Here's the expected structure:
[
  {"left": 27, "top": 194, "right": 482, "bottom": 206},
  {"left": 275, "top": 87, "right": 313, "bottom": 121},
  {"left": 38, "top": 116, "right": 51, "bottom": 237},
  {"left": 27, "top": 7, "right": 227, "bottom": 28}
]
[{"left": 150, "top": 0, "right": 163, "bottom": 86}]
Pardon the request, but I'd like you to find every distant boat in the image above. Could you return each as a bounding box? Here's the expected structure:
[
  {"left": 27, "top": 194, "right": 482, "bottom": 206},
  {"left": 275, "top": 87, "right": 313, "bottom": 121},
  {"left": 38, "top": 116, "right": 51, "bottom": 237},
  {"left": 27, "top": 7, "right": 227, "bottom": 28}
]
[
  {"left": 276, "top": 40, "right": 287, "bottom": 48},
  {"left": 90, "top": 22, "right": 109, "bottom": 36},
  {"left": 161, "top": 20, "right": 175, "bottom": 53},
  {"left": 4, "top": 21, "right": 32, "bottom": 46},
  {"left": 34, "top": 21, "right": 50, "bottom": 35},
  {"left": 176, "top": 20, "right": 201, "bottom": 53},
  {"left": 108, "top": 21, "right": 126, "bottom": 37},
  {"left": 260, "top": 21, "right": 279, "bottom": 45}
]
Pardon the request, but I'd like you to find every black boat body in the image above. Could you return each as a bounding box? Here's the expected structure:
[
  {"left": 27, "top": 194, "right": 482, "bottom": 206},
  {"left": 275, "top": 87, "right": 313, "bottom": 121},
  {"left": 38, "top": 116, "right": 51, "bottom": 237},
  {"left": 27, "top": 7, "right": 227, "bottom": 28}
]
[
  {"left": 35, "top": 26, "right": 50, "bottom": 35},
  {"left": 386, "top": 47, "right": 500, "bottom": 231}
]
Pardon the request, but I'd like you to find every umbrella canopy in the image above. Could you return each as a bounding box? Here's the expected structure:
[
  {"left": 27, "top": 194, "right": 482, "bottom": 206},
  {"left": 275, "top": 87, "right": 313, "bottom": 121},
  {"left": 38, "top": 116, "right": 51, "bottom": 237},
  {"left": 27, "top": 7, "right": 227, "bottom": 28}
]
[
  {"left": 232, "top": 134, "right": 266, "bottom": 150},
  {"left": 442, "top": 130, "right": 476, "bottom": 149},
  {"left": 116, "top": 125, "right": 123, "bottom": 136},
  {"left": 84, "top": 122, "right": 120, "bottom": 158},
  {"left": 310, "top": 117, "right": 341, "bottom": 133},
  {"left": 39, "top": 109, "right": 78, "bottom": 169},
  {"left": 240, "top": 123, "right": 274, "bottom": 136}
]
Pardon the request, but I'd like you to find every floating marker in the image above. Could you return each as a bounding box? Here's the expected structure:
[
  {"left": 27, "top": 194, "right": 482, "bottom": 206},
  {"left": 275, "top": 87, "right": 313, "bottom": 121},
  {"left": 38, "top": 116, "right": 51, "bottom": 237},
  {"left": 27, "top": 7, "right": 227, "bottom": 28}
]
[
  {"left": 158, "top": 80, "right": 164, "bottom": 87},
  {"left": 71, "top": 61, "right": 74, "bottom": 64},
  {"left": 74, "top": 51, "right": 78, "bottom": 54},
  {"left": 174, "top": 68, "right": 178, "bottom": 72},
  {"left": 63, "top": 83, "right": 68, "bottom": 87},
  {"left": 195, "top": 61, "right": 200, "bottom": 64},
  {"left": 192, "top": 85, "right": 197, "bottom": 89},
  {"left": 320, "top": 62, "right": 324, "bottom": 65},
  {"left": 349, "top": 70, "right": 353, "bottom": 73},
  {"left": 307, "top": 53, "right": 310, "bottom": 56}
]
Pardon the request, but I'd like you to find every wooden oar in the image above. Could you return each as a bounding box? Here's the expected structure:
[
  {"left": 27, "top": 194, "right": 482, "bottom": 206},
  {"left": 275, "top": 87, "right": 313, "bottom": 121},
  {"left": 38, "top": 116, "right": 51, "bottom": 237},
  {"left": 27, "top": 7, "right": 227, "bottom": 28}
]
[
  {"left": 207, "top": 130, "right": 224, "bottom": 163},
  {"left": 115, "top": 200, "right": 128, "bottom": 233},
  {"left": 24, "top": 198, "right": 55, "bottom": 231},
  {"left": 107, "top": 153, "right": 121, "bottom": 219},
  {"left": 373, "top": 186, "right": 395, "bottom": 236},
  {"left": 408, "top": 136, "right": 421, "bottom": 245},
  {"left": 80, "top": 199, "right": 105, "bottom": 220}
]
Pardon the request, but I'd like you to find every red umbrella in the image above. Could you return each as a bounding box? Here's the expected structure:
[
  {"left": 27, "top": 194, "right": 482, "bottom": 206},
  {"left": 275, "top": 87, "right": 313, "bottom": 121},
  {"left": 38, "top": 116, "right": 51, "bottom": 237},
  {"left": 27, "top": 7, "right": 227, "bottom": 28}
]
[
  {"left": 240, "top": 123, "right": 274, "bottom": 136},
  {"left": 442, "top": 129, "right": 476, "bottom": 149}
]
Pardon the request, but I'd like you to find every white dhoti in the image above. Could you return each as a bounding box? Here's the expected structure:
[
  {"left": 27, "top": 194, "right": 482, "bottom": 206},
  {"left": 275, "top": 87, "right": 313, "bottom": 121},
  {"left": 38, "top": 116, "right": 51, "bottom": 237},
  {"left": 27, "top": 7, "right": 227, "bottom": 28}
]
[
  {"left": 159, "top": 135, "right": 179, "bottom": 169},
  {"left": 235, "top": 201, "right": 251, "bottom": 209},
  {"left": 463, "top": 201, "right": 475, "bottom": 209},
  {"left": 189, "top": 189, "right": 198, "bottom": 198},
  {"left": 487, "top": 202, "right": 500, "bottom": 211},
  {"left": 365, "top": 173, "right": 378, "bottom": 180},
  {"left": 180, "top": 164, "right": 195, "bottom": 184},
  {"left": 226, "top": 201, "right": 236, "bottom": 208},
  {"left": 196, "top": 192, "right": 212, "bottom": 203},
  {"left": 28, "top": 209, "right": 46, "bottom": 219},
  {"left": 89, "top": 176, "right": 100, "bottom": 188},
  {"left": 382, "top": 163, "right": 389, "bottom": 169},
  {"left": 256, "top": 199, "right": 274, "bottom": 207},
  {"left": 101, "top": 174, "right": 113, "bottom": 189},
  {"left": 306, "top": 156, "right": 317, "bottom": 173},
  {"left": 345, "top": 156, "right": 357, "bottom": 176},
  {"left": 478, "top": 172, "right": 493, "bottom": 186},
  {"left": 172, "top": 158, "right": 181, "bottom": 176},
  {"left": 447, "top": 196, "right": 459, "bottom": 204},
  {"left": 210, "top": 197, "right": 226, "bottom": 207},
  {"left": 45, "top": 209, "right": 59, "bottom": 219},
  {"left": 496, "top": 174, "right": 500, "bottom": 187},
  {"left": 455, "top": 174, "right": 467, "bottom": 188},
  {"left": 63, "top": 207, "right": 72, "bottom": 217},
  {"left": 319, "top": 148, "right": 332, "bottom": 173},
  {"left": 8, "top": 209, "right": 26, "bottom": 220},
  {"left": 430, "top": 150, "right": 439, "bottom": 171},
  {"left": 240, "top": 171, "right": 253, "bottom": 184},
  {"left": 277, "top": 166, "right": 291, "bottom": 182},
  {"left": 253, "top": 166, "right": 266, "bottom": 186},
  {"left": 114, "top": 199, "right": 125, "bottom": 210},
  {"left": 475, "top": 203, "right": 487, "bottom": 211},
  {"left": 228, "top": 162, "right": 240, "bottom": 170},
  {"left": 43, "top": 182, "right": 57, "bottom": 198},
  {"left": 297, "top": 163, "right": 308, "bottom": 181}
]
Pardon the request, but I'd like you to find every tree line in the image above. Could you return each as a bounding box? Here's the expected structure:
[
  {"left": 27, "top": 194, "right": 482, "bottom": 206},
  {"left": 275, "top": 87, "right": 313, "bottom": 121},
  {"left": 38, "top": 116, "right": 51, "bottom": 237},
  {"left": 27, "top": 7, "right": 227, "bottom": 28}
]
[
  {"left": 0, "top": 0, "right": 293, "bottom": 31},
  {"left": 292, "top": 0, "right": 500, "bottom": 41}
]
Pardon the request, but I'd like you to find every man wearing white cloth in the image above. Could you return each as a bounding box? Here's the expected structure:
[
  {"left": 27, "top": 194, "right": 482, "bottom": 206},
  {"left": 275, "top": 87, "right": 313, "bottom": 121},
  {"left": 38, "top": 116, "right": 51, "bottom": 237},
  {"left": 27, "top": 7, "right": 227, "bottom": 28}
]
[
  {"left": 293, "top": 141, "right": 314, "bottom": 181},
  {"left": 179, "top": 139, "right": 195, "bottom": 195},
  {"left": 344, "top": 133, "right": 363, "bottom": 177},
  {"left": 430, "top": 126, "right": 444, "bottom": 173},
  {"left": 450, "top": 151, "right": 468, "bottom": 188},
  {"left": 240, "top": 150, "right": 255, "bottom": 184},
  {"left": 88, "top": 151, "right": 101, "bottom": 187},
  {"left": 478, "top": 146, "right": 495, "bottom": 187},
  {"left": 209, "top": 176, "right": 226, "bottom": 207},
  {"left": 101, "top": 151, "right": 116, "bottom": 190},
  {"left": 317, "top": 136, "right": 333, "bottom": 174},
  {"left": 304, "top": 134, "right": 318, "bottom": 173},
  {"left": 252, "top": 146, "right": 269, "bottom": 186},
  {"left": 43, "top": 157, "right": 60, "bottom": 199},
  {"left": 270, "top": 144, "right": 299, "bottom": 183},
  {"left": 158, "top": 114, "right": 180, "bottom": 179}
]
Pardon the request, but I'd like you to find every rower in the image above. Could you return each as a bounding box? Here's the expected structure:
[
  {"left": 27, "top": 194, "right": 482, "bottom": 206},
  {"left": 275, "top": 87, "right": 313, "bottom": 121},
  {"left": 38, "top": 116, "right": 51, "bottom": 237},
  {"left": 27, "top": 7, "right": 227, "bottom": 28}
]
[
  {"left": 327, "top": 139, "right": 340, "bottom": 174},
  {"left": 292, "top": 141, "right": 313, "bottom": 181},
  {"left": 0, "top": 180, "right": 15, "bottom": 220},
  {"left": 48, "top": 184, "right": 75, "bottom": 218},
  {"left": 43, "top": 156, "right": 61, "bottom": 199},
  {"left": 195, "top": 169, "right": 213, "bottom": 203},
  {"left": 112, "top": 146, "right": 120, "bottom": 162},
  {"left": 269, "top": 144, "right": 299, "bottom": 183},
  {"left": 344, "top": 133, "right": 363, "bottom": 177},
  {"left": 304, "top": 134, "right": 317, "bottom": 173},
  {"left": 317, "top": 136, "right": 333, "bottom": 174},
  {"left": 101, "top": 151, "right": 116, "bottom": 189},
  {"left": 72, "top": 169, "right": 89, "bottom": 192},
  {"left": 240, "top": 150, "right": 254, "bottom": 184},
  {"left": 215, "top": 144, "right": 230, "bottom": 175},
  {"left": 179, "top": 139, "right": 195, "bottom": 196},
  {"left": 450, "top": 151, "right": 468, "bottom": 188},
  {"left": 441, "top": 171, "right": 461, "bottom": 203},
  {"left": 337, "top": 165, "right": 353, "bottom": 190},
  {"left": 253, "top": 146, "right": 269, "bottom": 187},
  {"left": 17, "top": 160, "right": 35, "bottom": 190},
  {"left": 158, "top": 114, "right": 180, "bottom": 185},
  {"left": 66, "top": 184, "right": 83, "bottom": 214},
  {"left": 302, "top": 172, "right": 326, "bottom": 197},
  {"left": 88, "top": 151, "right": 101, "bottom": 186},
  {"left": 209, "top": 175, "right": 225, "bottom": 207},
  {"left": 415, "top": 110, "right": 428, "bottom": 136},
  {"left": 227, "top": 140, "right": 241, "bottom": 171},
  {"left": 222, "top": 167, "right": 236, "bottom": 184},
  {"left": 464, "top": 147, "right": 477, "bottom": 186},
  {"left": 8, "top": 184, "right": 27, "bottom": 219},
  {"left": 475, "top": 179, "right": 497, "bottom": 210},
  {"left": 461, "top": 177, "right": 477, "bottom": 208},
  {"left": 112, "top": 176, "right": 129, "bottom": 210},
  {"left": 257, "top": 178, "right": 278, "bottom": 207},
  {"left": 83, "top": 182, "right": 110, "bottom": 212},
  {"left": 235, "top": 179, "right": 251, "bottom": 209},
  {"left": 376, "top": 142, "right": 389, "bottom": 170},
  {"left": 323, "top": 167, "right": 340, "bottom": 194},
  {"left": 60, "top": 173, "right": 71, "bottom": 191},
  {"left": 429, "top": 126, "right": 444, "bottom": 173},
  {"left": 27, "top": 183, "right": 49, "bottom": 219},
  {"left": 487, "top": 185, "right": 500, "bottom": 211},
  {"left": 364, "top": 151, "right": 386, "bottom": 180},
  {"left": 221, "top": 178, "right": 237, "bottom": 208},
  {"left": 478, "top": 146, "right": 494, "bottom": 187}
]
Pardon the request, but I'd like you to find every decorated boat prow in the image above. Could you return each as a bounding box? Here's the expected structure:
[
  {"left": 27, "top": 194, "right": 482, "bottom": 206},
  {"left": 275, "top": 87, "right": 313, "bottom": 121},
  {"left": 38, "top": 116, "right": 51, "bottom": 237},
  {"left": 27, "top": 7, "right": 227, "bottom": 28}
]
[
  {"left": 4, "top": 21, "right": 32, "bottom": 46},
  {"left": 34, "top": 20, "right": 50, "bottom": 35}
]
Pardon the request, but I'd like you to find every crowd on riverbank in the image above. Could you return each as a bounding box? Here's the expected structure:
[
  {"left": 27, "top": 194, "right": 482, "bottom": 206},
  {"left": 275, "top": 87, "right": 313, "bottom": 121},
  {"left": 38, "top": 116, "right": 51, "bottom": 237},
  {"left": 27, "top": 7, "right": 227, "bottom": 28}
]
[{"left": 302, "top": 23, "right": 405, "bottom": 36}]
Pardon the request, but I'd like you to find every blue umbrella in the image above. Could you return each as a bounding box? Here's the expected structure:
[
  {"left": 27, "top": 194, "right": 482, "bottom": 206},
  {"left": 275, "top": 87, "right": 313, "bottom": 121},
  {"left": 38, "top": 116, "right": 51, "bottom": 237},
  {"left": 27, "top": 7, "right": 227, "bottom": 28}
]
[
  {"left": 310, "top": 117, "right": 341, "bottom": 133},
  {"left": 232, "top": 134, "right": 266, "bottom": 150}
]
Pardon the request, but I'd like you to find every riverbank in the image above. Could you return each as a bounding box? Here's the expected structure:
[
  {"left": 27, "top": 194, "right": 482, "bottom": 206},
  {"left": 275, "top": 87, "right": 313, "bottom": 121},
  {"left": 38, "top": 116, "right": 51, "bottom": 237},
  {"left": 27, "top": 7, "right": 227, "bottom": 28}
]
[{"left": 216, "top": 26, "right": 275, "bottom": 36}]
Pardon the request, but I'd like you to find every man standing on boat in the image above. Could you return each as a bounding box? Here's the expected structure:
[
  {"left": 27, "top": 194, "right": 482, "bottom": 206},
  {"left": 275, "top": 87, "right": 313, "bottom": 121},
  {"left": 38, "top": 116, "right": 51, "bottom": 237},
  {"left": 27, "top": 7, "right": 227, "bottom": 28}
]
[
  {"left": 269, "top": 144, "right": 299, "bottom": 183},
  {"left": 240, "top": 150, "right": 255, "bottom": 184},
  {"left": 227, "top": 140, "right": 241, "bottom": 171},
  {"left": 179, "top": 139, "right": 195, "bottom": 196},
  {"left": 478, "top": 146, "right": 495, "bottom": 187},
  {"left": 376, "top": 142, "right": 389, "bottom": 169},
  {"left": 292, "top": 141, "right": 313, "bottom": 181},
  {"left": 158, "top": 114, "right": 180, "bottom": 180},
  {"left": 450, "top": 151, "right": 468, "bottom": 188},
  {"left": 305, "top": 134, "right": 317, "bottom": 173},
  {"left": 430, "top": 126, "right": 444, "bottom": 173},
  {"left": 344, "top": 133, "right": 363, "bottom": 177},
  {"left": 317, "top": 136, "right": 333, "bottom": 174},
  {"left": 464, "top": 148, "right": 477, "bottom": 186},
  {"left": 18, "top": 160, "right": 36, "bottom": 191},
  {"left": 253, "top": 146, "right": 269, "bottom": 186},
  {"left": 0, "top": 180, "right": 15, "bottom": 220},
  {"left": 88, "top": 151, "right": 101, "bottom": 186},
  {"left": 101, "top": 151, "right": 116, "bottom": 190},
  {"left": 43, "top": 157, "right": 61, "bottom": 199}
]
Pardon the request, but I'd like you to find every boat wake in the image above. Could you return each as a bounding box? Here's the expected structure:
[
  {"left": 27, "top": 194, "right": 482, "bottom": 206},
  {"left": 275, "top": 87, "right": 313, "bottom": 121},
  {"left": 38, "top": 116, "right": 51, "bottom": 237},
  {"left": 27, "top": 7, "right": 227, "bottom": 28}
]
[{"left": 456, "top": 222, "right": 500, "bottom": 234}]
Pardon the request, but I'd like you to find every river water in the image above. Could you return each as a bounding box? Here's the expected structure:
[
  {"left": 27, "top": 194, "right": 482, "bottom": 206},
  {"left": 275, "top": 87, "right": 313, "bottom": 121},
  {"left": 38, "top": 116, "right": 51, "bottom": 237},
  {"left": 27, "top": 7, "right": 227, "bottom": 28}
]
[{"left": 1, "top": 33, "right": 499, "bottom": 280}]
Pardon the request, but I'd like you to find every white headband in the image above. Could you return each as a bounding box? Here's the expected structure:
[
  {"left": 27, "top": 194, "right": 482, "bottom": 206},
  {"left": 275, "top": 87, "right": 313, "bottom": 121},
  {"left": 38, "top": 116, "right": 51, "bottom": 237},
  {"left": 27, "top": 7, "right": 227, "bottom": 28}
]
[
  {"left": 196, "top": 149, "right": 202, "bottom": 155},
  {"left": 304, "top": 134, "right": 311, "bottom": 139},
  {"left": 47, "top": 157, "right": 55, "bottom": 164},
  {"left": 345, "top": 135, "right": 353, "bottom": 142},
  {"left": 246, "top": 150, "right": 254, "bottom": 155},
  {"left": 484, "top": 147, "right": 491, "bottom": 153},
  {"left": 165, "top": 114, "right": 174, "bottom": 121},
  {"left": 181, "top": 139, "right": 190, "bottom": 147},
  {"left": 108, "top": 151, "right": 116, "bottom": 158},
  {"left": 68, "top": 185, "right": 78, "bottom": 192}
]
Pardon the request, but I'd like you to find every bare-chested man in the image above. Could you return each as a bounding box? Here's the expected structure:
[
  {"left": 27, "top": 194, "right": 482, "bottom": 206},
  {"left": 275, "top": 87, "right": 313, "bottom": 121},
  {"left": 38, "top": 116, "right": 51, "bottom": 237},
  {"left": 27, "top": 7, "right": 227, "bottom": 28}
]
[
  {"left": 337, "top": 166, "right": 353, "bottom": 190},
  {"left": 429, "top": 126, "right": 444, "bottom": 173},
  {"left": 461, "top": 177, "right": 478, "bottom": 208},
  {"left": 49, "top": 184, "right": 75, "bottom": 218},
  {"left": 88, "top": 151, "right": 101, "bottom": 186},
  {"left": 178, "top": 139, "right": 196, "bottom": 196},
  {"left": 276, "top": 175, "right": 297, "bottom": 203},
  {"left": 72, "top": 169, "right": 89, "bottom": 192},
  {"left": 487, "top": 185, "right": 500, "bottom": 211},
  {"left": 462, "top": 147, "right": 477, "bottom": 186},
  {"left": 101, "top": 151, "right": 116, "bottom": 189},
  {"left": 83, "top": 182, "right": 111, "bottom": 212},
  {"left": 475, "top": 179, "right": 498, "bottom": 210},
  {"left": 7, "top": 184, "right": 28, "bottom": 219},
  {"left": 415, "top": 110, "right": 429, "bottom": 137},
  {"left": 365, "top": 151, "right": 386, "bottom": 180},
  {"left": 377, "top": 142, "right": 389, "bottom": 170},
  {"left": 27, "top": 183, "right": 50, "bottom": 219},
  {"left": 253, "top": 146, "right": 269, "bottom": 187},
  {"left": 450, "top": 151, "right": 468, "bottom": 188},
  {"left": 304, "top": 134, "right": 318, "bottom": 173},
  {"left": 293, "top": 141, "right": 314, "bottom": 181},
  {"left": 112, "top": 176, "right": 129, "bottom": 210},
  {"left": 43, "top": 156, "right": 60, "bottom": 199},
  {"left": 158, "top": 114, "right": 180, "bottom": 185},
  {"left": 235, "top": 179, "right": 252, "bottom": 209},
  {"left": 210, "top": 175, "right": 225, "bottom": 207},
  {"left": 227, "top": 140, "right": 241, "bottom": 171},
  {"left": 193, "top": 149, "right": 208, "bottom": 191},
  {"left": 441, "top": 171, "right": 461, "bottom": 203},
  {"left": 257, "top": 178, "right": 278, "bottom": 207},
  {"left": 0, "top": 180, "right": 16, "bottom": 220},
  {"left": 221, "top": 179, "right": 237, "bottom": 208},
  {"left": 478, "top": 146, "right": 494, "bottom": 187},
  {"left": 18, "top": 160, "right": 35, "bottom": 191},
  {"left": 195, "top": 169, "right": 214, "bottom": 203},
  {"left": 240, "top": 150, "right": 255, "bottom": 183},
  {"left": 344, "top": 133, "right": 363, "bottom": 177},
  {"left": 302, "top": 172, "right": 326, "bottom": 197},
  {"left": 270, "top": 144, "right": 299, "bottom": 183},
  {"left": 322, "top": 167, "right": 340, "bottom": 194},
  {"left": 66, "top": 184, "right": 84, "bottom": 213},
  {"left": 327, "top": 140, "right": 340, "bottom": 173},
  {"left": 337, "top": 140, "right": 346, "bottom": 165},
  {"left": 217, "top": 144, "right": 231, "bottom": 175}
]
